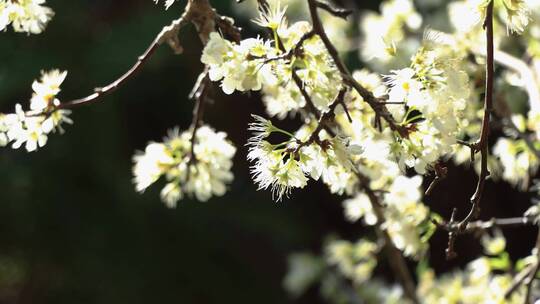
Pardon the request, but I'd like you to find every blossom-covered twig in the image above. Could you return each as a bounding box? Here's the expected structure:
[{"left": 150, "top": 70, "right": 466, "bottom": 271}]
[
  {"left": 306, "top": 0, "right": 408, "bottom": 137},
  {"left": 296, "top": 1, "right": 419, "bottom": 301},
  {"left": 301, "top": 1, "right": 419, "bottom": 301},
  {"left": 297, "top": 77, "right": 419, "bottom": 304},
  {"left": 300, "top": 98, "right": 420, "bottom": 303}
]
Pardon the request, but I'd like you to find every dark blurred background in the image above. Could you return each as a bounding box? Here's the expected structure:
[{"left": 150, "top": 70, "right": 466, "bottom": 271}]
[{"left": 0, "top": 0, "right": 537, "bottom": 303}]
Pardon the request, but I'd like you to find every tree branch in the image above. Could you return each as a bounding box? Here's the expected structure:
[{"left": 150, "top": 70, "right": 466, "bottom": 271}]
[
  {"left": 54, "top": 0, "right": 240, "bottom": 111},
  {"left": 443, "top": 0, "right": 494, "bottom": 259},
  {"left": 314, "top": 0, "right": 352, "bottom": 19}
]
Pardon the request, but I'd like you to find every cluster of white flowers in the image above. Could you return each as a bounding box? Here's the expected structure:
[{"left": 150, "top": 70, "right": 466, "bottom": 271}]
[
  {"left": 343, "top": 175, "right": 430, "bottom": 258},
  {"left": 493, "top": 137, "right": 538, "bottom": 189},
  {"left": 0, "top": 0, "right": 53, "bottom": 34},
  {"left": 417, "top": 258, "right": 524, "bottom": 303},
  {"left": 201, "top": 32, "right": 275, "bottom": 95},
  {"left": 474, "top": 112, "right": 539, "bottom": 189},
  {"left": 455, "top": 0, "right": 530, "bottom": 34},
  {"left": 247, "top": 115, "right": 362, "bottom": 201},
  {"left": 417, "top": 232, "right": 530, "bottom": 303},
  {"left": 262, "top": 21, "right": 344, "bottom": 118},
  {"left": 282, "top": 252, "right": 325, "bottom": 297},
  {"left": 0, "top": 70, "right": 72, "bottom": 152},
  {"left": 201, "top": 6, "right": 344, "bottom": 118},
  {"left": 325, "top": 239, "right": 379, "bottom": 284},
  {"left": 385, "top": 36, "right": 472, "bottom": 174},
  {"left": 360, "top": 0, "right": 422, "bottom": 67},
  {"left": 132, "top": 125, "right": 236, "bottom": 207}
]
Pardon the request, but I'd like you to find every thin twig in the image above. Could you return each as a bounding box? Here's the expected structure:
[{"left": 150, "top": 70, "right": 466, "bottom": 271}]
[
  {"left": 187, "top": 71, "right": 210, "bottom": 165},
  {"left": 292, "top": 88, "right": 347, "bottom": 153},
  {"left": 57, "top": 12, "right": 192, "bottom": 110},
  {"left": 436, "top": 216, "right": 534, "bottom": 236},
  {"left": 262, "top": 30, "right": 316, "bottom": 64},
  {"left": 466, "top": 217, "right": 535, "bottom": 231}
]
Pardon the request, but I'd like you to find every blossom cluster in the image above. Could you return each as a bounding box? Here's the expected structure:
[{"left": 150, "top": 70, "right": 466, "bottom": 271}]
[
  {"left": 247, "top": 115, "right": 362, "bottom": 201},
  {"left": 325, "top": 239, "right": 379, "bottom": 284},
  {"left": 343, "top": 175, "right": 431, "bottom": 258},
  {"left": 201, "top": 32, "right": 275, "bottom": 95},
  {"left": 0, "top": 0, "right": 53, "bottom": 34},
  {"left": 0, "top": 70, "right": 72, "bottom": 152},
  {"left": 488, "top": 112, "right": 540, "bottom": 189},
  {"left": 286, "top": 228, "right": 532, "bottom": 303},
  {"left": 385, "top": 36, "right": 472, "bottom": 174},
  {"left": 417, "top": 233, "right": 528, "bottom": 303},
  {"left": 132, "top": 125, "right": 236, "bottom": 207},
  {"left": 360, "top": 0, "right": 422, "bottom": 66},
  {"left": 201, "top": 15, "right": 343, "bottom": 118}
]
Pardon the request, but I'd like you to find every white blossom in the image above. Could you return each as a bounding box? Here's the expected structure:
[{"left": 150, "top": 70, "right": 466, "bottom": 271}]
[
  {"left": 252, "top": 0, "right": 288, "bottom": 30},
  {"left": 343, "top": 193, "right": 377, "bottom": 225}
]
